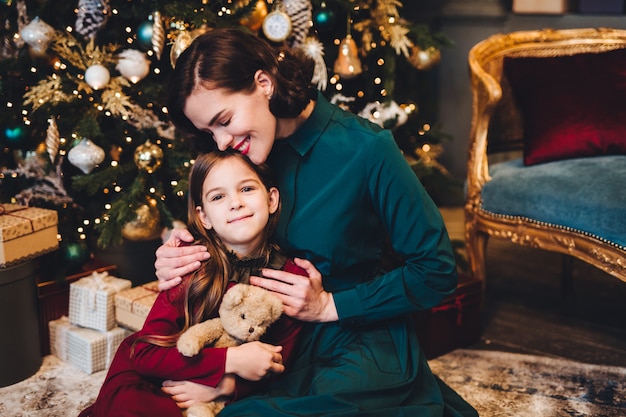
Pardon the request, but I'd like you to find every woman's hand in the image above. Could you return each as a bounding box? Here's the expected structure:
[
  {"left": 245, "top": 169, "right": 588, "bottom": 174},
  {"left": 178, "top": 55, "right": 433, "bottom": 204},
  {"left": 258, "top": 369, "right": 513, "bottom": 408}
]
[
  {"left": 225, "top": 341, "right": 284, "bottom": 381},
  {"left": 161, "top": 375, "right": 236, "bottom": 409},
  {"left": 155, "top": 228, "right": 210, "bottom": 290},
  {"left": 250, "top": 258, "right": 338, "bottom": 322}
]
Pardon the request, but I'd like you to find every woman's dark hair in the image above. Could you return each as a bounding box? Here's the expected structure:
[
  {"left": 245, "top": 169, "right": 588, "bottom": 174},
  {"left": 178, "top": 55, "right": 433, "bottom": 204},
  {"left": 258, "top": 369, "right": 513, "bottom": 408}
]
[
  {"left": 166, "top": 27, "right": 315, "bottom": 154},
  {"left": 134, "top": 149, "right": 281, "bottom": 351}
]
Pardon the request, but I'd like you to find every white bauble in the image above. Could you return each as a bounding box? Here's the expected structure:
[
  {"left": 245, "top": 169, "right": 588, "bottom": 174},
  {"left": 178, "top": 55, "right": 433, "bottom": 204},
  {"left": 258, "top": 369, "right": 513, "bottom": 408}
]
[
  {"left": 68, "top": 138, "right": 105, "bottom": 174},
  {"left": 20, "top": 17, "right": 55, "bottom": 55},
  {"left": 84, "top": 64, "right": 110, "bottom": 90},
  {"left": 116, "top": 49, "right": 150, "bottom": 83}
]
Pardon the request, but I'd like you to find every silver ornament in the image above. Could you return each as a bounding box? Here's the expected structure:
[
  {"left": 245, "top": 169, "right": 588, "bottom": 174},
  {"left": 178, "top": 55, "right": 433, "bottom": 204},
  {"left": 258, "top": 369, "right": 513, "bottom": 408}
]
[
  {"left": 284, "top": 0, "right": 312, "bottom": 49},
  {"left": 116, "top": 49, "right": 150, "bottom": 83},
  {"left": 151, "top": 11, "right": 165, "bottom": 60},
  {"left": 68, "top": 138, "right": 105, "bottom": 174},
  {"left": 76, "top": 0, "right": 110, "bottom": 40},
  {"left": 20, "top": 16, "right": 54, "bottom": 55}
]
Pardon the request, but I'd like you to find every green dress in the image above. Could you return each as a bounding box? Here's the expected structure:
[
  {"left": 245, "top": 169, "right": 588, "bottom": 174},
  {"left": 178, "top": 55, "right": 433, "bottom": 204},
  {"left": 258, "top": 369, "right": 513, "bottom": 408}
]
[{"left": 220, "top": 93, "right": 478, "bottom": 416}]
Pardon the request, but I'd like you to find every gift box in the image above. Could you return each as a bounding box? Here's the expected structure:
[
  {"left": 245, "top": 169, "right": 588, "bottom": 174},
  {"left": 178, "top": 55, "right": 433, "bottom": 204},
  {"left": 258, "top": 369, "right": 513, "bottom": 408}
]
[
  {"left": 38, "top": 263, "right": 117, "bottom": 355},
  {"left": 512, "top": 0, "right": 567, "bottom": 14},
  {"left": 69, "top": 271, "right": 132, "bottom": 332},
  {"left": 414, "top": 274, "right": 483, "bottom": 359},
  {"left": 0, "top": 203, "right": 59, "bottom": 268},
  {"left": 50, "top": 316, "right": 129, "bottom": 374},
  {"left": 115, "top": 281, "right": 159, "bottom": 331},
  {"left": 579, "top": 0, "right": 624, "bottom": 13}
]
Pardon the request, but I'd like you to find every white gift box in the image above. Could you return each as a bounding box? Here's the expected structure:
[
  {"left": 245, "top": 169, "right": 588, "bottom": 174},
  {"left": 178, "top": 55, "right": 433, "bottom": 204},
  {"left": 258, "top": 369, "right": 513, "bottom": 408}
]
[
  {"left": 69, "top": 271, "right": 131, "bottom": 332},
  {"left": 49, "top": 316, "right": 129, "bottom": 374}
]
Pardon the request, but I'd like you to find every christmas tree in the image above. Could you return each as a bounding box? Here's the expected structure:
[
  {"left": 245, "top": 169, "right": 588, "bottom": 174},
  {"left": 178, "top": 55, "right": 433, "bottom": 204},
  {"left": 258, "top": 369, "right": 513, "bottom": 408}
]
[{"left": 0, "top": 0, "right": 455, "bottom": 276}]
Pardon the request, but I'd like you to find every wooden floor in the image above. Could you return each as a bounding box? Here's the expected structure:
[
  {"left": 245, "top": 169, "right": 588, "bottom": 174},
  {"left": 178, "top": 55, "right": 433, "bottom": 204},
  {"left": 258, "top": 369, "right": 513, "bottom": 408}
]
[{"left": 440, "top": 207, "right": 626, "bottom": 367}]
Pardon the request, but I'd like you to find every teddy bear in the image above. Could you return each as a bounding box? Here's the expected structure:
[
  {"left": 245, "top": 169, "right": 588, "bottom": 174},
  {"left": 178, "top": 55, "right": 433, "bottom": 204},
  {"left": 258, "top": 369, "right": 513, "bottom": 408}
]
[{"left": 176, "top": 283, "right": 284, "bottom": 417}]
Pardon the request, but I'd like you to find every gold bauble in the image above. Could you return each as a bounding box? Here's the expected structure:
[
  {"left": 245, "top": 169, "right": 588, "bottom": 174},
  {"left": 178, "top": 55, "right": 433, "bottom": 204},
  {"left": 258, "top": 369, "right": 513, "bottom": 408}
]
[
  {"left": 134, "top": 140, "right": 163, "bottom": 174},
  {"left": 239, "top": 0, "right": 268, "bottom": 32},
  {"left": 121, "top": 201, "right": 162, "bottom": 241},
  {"left": 169, "top": 25, "right": 211, "bottom": 68},
  {"left": 333, "top": 35, "right": 362, "bottom": 79},
  {"left": 408, "top": 46, "right": 441, "bottom": 71}
]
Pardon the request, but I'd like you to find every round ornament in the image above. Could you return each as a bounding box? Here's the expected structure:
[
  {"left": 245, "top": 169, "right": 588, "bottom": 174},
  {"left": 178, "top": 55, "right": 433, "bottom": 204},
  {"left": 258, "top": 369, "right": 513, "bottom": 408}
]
[
  {"left": 121, "top": 201, "right": 162, "bottom": 241},
  {"left": 134, "top": 140, "right": 163, "bottom": 173},
  {"left": 3, "top": 124, "right": 27, "bottom": 146},
  {"left": 60, "top": 240, "right": 91, "bottom": 272},
  {"left": 116, "top": 49, "right": 150, "bottom": 83},
  {"left": 137, "top": 21, "right": 153, "bottom": 50},
  {"left": 84, "top": 64, "right": 110, "bottom": 89},
  {"left": 20, "top": 16, "right": 55, "bottom": 55},
  {"left": 68, "top": 138, "right": 105, "bottom": 174},
  {"left": 408, "top": 46, "right": 441, "bottom": 71},
  {"left": 239, "top": 0, "right": 268, "bottom": 32},
  {"left": 313, "top": 2, "right": 336, "bottom": 34},
  {"left": 262, "top": 8, "right": 292, "bottom": 42}
]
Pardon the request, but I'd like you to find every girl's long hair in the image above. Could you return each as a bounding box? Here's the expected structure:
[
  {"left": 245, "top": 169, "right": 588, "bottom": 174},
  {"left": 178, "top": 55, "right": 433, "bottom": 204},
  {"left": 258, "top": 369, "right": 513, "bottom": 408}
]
[
  {"left": 135, "top": 150, "right": 281, "bottom": 350},
  {"left": 166, "top": 27, "right": 316, "bottom": 155}
]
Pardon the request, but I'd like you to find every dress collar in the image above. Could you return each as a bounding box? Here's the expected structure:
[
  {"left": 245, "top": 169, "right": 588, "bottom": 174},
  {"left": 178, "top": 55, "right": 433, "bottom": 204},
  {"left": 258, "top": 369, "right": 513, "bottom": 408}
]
[
  {"left": 279, "top": 90, "right": 335, "bottom": 157},
  {"left": 229, "top": 249, "right": 287, "bottom": 285}
]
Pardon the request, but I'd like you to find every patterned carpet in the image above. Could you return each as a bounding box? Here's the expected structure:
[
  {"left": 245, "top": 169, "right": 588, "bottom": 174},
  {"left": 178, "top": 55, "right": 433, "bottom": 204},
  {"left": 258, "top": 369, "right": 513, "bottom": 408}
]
[{"left": 1, "top": 349, "right": 625, "bottom": 416}]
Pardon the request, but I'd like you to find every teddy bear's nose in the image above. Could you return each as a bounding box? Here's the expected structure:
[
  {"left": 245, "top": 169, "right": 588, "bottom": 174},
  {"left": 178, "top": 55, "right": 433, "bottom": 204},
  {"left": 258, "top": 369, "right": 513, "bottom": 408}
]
[{"left": 248, "top": 327, "right": 254, "bottom": 333}]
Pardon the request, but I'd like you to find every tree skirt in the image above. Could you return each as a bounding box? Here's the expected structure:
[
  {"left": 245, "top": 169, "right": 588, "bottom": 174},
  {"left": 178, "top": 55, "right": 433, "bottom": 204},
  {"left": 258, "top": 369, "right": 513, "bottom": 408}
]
[{"left": 1, "top": 350, "right": 625, "bottom": 416}]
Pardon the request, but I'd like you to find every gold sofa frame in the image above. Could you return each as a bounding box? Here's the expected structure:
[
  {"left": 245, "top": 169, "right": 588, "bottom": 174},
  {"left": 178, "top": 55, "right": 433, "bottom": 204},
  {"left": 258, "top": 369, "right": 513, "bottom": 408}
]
[{"left": 465, "top": 27, "right": 626, "bottom": 285}]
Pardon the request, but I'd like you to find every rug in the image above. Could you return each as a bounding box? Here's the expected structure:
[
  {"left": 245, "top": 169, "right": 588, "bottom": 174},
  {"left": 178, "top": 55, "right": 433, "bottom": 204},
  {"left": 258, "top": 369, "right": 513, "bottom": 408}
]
[{"left": 1, "top": 349, "right": 624, "bottom": 416}]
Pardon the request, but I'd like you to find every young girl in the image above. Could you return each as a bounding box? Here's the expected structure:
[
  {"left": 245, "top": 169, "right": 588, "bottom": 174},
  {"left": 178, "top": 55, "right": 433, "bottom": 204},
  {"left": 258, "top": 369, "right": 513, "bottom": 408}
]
[{"left": 79, "top": 150, "right": 306, "bottom": 416}]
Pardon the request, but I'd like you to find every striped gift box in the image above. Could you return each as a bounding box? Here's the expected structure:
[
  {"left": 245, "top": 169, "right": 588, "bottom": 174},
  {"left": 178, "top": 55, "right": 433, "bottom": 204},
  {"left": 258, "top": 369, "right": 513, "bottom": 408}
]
[{"left": 69, "top": 271, "right": 131, "bottom": 332}]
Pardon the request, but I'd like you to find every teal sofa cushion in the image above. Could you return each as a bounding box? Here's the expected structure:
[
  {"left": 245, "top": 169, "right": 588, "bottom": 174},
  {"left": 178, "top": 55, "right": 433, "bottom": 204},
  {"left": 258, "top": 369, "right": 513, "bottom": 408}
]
[{"left": 480, "top": 155, "right": 626, "bottom": 249}]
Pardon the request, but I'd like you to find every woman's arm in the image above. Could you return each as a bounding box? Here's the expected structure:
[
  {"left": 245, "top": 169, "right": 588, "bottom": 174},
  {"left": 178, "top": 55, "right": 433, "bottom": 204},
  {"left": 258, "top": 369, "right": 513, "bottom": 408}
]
[
  {"left": 155, "top": 228, "right": 209, "bottom": 290},
  {"left": 331, "top": 131, "right": 458, "bottom": 324}
]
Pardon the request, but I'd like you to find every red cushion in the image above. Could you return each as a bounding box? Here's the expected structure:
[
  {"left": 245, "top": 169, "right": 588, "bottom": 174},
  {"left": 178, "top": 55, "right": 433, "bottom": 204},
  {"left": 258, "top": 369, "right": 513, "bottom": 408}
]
[{"left": 503, "top": 48, "right": 626, "bottom": 165}]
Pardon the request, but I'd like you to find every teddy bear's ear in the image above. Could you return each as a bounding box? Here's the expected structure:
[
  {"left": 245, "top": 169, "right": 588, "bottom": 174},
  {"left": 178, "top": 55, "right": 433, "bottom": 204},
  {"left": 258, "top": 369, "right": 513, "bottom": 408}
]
[{"left": 222, "top": 284, "right": 246, "bottom": 311}]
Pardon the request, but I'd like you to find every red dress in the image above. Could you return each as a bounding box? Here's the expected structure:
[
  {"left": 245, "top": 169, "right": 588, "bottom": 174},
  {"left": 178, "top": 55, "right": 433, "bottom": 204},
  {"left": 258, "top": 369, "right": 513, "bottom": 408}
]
[{"left": 78, "top": 257, "right": 305, "bottom": 417}]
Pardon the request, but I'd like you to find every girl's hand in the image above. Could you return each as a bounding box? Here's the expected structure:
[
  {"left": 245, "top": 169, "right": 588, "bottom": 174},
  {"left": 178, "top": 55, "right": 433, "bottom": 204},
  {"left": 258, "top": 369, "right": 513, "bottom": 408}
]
[
  {"left": 161, "top": 375, "right": 235, "bottom": 409},
  {"left": 155, "top": 228, "right": 210, "bottom": 290},
  {"left": 225, "top": 341, "right": 284, "bottom": 381},
  {"left": 250, "top": 258, "right": 338, "bottom": 322}
]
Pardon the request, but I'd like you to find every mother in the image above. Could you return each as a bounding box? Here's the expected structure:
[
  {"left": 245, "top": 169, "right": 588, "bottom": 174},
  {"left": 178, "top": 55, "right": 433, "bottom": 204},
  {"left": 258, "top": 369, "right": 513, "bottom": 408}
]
[{"left": 158, "top": 27, "right": 477, "bottom": 417}]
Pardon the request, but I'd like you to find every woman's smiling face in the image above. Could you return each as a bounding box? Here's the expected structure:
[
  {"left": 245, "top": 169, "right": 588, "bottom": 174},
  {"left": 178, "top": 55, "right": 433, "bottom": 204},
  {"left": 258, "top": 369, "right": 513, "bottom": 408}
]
[{"left": 184, "top": 72, "right": 277, "bottom": 165}]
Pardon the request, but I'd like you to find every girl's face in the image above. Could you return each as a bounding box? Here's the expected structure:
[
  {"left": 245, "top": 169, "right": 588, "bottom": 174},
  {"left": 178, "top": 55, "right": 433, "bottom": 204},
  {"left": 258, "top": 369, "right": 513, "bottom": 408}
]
[
  {"left": 195, "top": 157, "right": 279, "bottom": 257},
  {"left": 184, "top": 71, "right": 277, "bottom": 165}
]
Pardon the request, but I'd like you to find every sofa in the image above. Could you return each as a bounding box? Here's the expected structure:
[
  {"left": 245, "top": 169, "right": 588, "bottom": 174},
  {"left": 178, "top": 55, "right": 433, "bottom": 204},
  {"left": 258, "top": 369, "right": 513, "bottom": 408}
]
[{"left": 465, "top": 27, "right": 626, "bottom": 288}]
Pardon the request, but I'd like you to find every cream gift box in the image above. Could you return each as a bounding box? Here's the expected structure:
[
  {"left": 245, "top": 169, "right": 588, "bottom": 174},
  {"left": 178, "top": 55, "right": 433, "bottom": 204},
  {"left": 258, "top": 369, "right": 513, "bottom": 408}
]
[
  {"left": 0, "top": 203, "right": 59, "bottom": 268},
  {"left": 512, "top": 0, "right": 567, "bottom": 14},
  {"left": 69, "top": 271, "right": 132, "bottom": 332},
  {"left": 115, "top": 281, "right": 159, "bottom": 331},
  {"left": 49, "top": 316, "right": 129, "bottom": 374}
]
